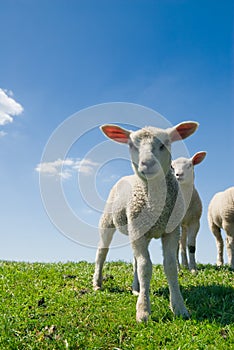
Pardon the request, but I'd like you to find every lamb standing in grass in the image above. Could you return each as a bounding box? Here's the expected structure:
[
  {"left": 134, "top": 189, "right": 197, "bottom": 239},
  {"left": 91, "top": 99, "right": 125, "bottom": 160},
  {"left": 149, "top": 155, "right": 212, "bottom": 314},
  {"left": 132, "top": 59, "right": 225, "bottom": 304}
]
[
  {"left": 208, "top": 187, "right": 234, "bottom": 269},
  {"left": 171, "top": 152, "right": 206, "bottom": 273},
  {"left": 93, "top": 121, "right": 199, "bottom": 322}
]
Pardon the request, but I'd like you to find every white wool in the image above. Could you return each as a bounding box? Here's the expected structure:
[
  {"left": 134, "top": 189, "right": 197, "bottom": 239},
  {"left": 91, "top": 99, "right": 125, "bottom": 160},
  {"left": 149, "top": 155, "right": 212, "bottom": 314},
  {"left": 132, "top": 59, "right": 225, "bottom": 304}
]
[{"left": 208, "top": 187, "right": 234, "bottom": 269}]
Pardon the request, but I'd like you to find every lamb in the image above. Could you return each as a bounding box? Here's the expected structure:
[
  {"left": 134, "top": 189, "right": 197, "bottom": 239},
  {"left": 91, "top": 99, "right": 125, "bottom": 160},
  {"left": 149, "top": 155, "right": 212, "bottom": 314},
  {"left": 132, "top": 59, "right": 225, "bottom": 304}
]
[
  {"left": 93, "top": 121, "right": 199, "bottom": 322},
  {"left": 207, "top": 187, "right": 234, "bottom": 269},
  {"left": 171, "top": 152, "right": 206, "bottom": 273}
]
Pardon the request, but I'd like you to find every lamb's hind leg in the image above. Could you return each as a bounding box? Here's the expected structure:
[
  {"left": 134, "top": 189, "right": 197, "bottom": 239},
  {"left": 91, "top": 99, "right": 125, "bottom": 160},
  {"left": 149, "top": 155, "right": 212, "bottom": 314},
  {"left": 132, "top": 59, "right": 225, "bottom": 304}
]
[
  {"left": 93, "top": 215, "right": 115, "bottom": 290},
  {"left": 187, "top": 221, "right": 200, "bottom": 273},
  {"left": 211, "top": 223, "right": 224, "bottom": 266},
  {"left": 162, "top": 229, "right": 190, "bottom": 319},
  {"left": 180, "top": 226, "right": 189, "bottom": 269},
  {"left": 224, "top": 223, "right": 234, "bottom": 269}
]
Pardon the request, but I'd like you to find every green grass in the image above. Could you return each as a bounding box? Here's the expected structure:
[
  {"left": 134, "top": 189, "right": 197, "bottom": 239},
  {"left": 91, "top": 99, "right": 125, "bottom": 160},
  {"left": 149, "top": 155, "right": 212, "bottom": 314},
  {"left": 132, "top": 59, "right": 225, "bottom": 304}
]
[{"left": 0, "top": 261, "right": 233, "bottom": 349}]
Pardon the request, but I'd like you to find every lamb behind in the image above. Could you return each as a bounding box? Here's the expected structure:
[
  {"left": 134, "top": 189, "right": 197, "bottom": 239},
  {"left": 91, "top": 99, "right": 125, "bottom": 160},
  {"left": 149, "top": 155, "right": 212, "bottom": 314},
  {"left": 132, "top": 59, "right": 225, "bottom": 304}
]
[
  {"left": 171, "top": 152, "right": 206, "bottom": 273},
  {"left": 208, "top": 187, "right": 234, "bottom": 269},
  {"left": 93, "top": 121, "right": 198, "bottom": 322}
]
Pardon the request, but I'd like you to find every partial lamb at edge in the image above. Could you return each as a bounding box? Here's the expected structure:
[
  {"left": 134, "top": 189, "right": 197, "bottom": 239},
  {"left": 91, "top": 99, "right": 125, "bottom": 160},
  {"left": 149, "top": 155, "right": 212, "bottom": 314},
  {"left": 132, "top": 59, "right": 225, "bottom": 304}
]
[
  {"left": 171, "top": 152, "right": 206, "bottom": 273},
  {"left": 208, "top": 186, "right": 234, "bottom": 269},
  {"left": 93, "top": 121, "right": 199, "bottom": 322}
]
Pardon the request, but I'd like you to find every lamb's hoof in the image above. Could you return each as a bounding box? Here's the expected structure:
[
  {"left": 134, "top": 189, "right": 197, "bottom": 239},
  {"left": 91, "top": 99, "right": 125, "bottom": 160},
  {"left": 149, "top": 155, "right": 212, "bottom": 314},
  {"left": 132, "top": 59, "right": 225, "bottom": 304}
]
[
  {"left": 190, "top": 269, "right": 197, "bottom": 275},
  {"left": 132, "top": 290, "right": 140, "bottom": 296},
  {"left": 175, "top": 307, "right": 190, "bottom": 320},
  {"left": 93, "top": 285, "right": 102, "bottom": 291},
  {"left": 171, "top": 303, "right": 190, "bottom": 319},
  {"left": 182, "top": 309, "right": 190, "bottom": 320},
  {"left": 136, "top": 310, "right": 149, "bottom": 322}
]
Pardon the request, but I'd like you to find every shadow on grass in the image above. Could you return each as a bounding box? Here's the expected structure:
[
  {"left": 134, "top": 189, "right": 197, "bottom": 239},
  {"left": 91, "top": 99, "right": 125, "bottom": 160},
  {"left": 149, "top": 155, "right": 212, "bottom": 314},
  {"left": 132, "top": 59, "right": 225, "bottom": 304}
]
[
  {"left": 153, "top": 283, "right": 234, "bottom": 325},
  {"left": 101, "top": 265, "right": 234, "bottom": 324},
  {"left": 107, "top": 286, "right": 126, "bottom": 293},
  {"left": 196, "top": 263, "right": 234, "bottom": 273},
  {"left": 102, "top": 274, "right": 129, "bottom": 294}
]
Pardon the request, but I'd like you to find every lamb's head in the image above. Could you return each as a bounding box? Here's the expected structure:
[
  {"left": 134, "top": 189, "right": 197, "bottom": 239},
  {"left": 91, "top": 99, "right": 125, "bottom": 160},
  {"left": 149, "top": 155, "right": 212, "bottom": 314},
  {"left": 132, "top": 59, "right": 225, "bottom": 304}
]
[
  {"left": 100, "top": 122, "right": 199, "bottom": 181},
  {"left": 172, "top": 151, "right": 206, "bottom": 185}
]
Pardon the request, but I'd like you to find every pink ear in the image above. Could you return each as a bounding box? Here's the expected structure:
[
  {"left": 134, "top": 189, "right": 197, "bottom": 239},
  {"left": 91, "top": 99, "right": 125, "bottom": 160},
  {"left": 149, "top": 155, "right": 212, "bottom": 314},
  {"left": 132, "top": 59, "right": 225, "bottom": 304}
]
[
  {"left": 192, "top": 151, "right": 206, "bottom": 166},
  {"left": 100, "top": 124, "right": 130, "bottom": 143},
  {"left": 169, "top": 121, "right": 199, "bottom": 142}
]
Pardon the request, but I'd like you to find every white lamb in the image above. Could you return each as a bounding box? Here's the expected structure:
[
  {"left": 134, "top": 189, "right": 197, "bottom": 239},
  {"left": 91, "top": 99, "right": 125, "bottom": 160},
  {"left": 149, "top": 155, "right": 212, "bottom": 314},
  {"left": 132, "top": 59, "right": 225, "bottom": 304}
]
[
  {"left": 171, "top": 152, "right": 206, "bottom": 273},
  {"left": 207, "top": 187, "right": 234, "bottom": 269},
  {"left": 93, "top": 121, "right": 199, "bottom": 322}
]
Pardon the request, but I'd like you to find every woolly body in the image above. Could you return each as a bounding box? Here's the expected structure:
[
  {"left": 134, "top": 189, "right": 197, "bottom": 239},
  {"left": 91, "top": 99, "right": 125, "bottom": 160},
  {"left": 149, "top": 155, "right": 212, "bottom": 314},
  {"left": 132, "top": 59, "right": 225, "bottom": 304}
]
[
  {"left": 101, "top": 171, "right": 181, "bottom": 240},
  {"left": 208, "top": 187, "right": 234, "bottom": 269}
]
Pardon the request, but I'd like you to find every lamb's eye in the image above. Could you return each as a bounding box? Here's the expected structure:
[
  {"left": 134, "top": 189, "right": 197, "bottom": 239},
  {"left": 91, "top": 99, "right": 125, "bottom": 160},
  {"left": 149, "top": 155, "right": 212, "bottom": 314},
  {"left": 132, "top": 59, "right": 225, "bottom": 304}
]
[{"left": 160, "top": 144, "right": 165, "bottom": 151}]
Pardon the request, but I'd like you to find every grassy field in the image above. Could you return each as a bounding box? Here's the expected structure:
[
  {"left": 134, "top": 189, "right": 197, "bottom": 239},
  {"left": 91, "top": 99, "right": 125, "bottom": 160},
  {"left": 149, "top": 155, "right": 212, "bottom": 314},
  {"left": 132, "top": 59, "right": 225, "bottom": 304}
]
[{"left": 0, "top": 261, "right": 233, "bottom": 349}]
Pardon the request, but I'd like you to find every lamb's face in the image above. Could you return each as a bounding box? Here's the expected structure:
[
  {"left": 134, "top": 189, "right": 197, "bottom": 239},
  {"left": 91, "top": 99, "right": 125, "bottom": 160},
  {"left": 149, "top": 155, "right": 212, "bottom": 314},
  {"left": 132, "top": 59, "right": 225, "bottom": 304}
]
[
  {"left": 171, "top": 157, "right": 194, "bottom": 185},
  {"left": 100, "top": 122, "right": 200, "bottom": 182},
  {"left": 129, "top": 127, "right": 172, "bottom": 180}
]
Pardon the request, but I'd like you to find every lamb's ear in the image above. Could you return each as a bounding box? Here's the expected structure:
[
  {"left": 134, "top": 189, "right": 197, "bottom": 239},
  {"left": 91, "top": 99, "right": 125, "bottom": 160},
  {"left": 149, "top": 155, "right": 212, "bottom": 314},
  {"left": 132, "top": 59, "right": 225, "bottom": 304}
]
[
  {"left": 168, "top": 121, "right": 199, "bottom": 142},
  {"left": 191, "top": 151, "right": 207, "bottom": 166},
  {"left": 100, "top": 124, "right": 130, "bottom": 143}
]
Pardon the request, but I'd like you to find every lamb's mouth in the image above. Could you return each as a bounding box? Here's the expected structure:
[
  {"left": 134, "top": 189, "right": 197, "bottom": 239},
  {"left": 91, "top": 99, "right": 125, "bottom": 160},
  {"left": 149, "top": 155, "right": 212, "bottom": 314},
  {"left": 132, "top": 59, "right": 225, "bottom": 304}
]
[
  {"left": 139, "top": 170, "right": 159, "bottom": 179},
  {"left": 176, "top": 176, "right": 184, "bottom": 182}
]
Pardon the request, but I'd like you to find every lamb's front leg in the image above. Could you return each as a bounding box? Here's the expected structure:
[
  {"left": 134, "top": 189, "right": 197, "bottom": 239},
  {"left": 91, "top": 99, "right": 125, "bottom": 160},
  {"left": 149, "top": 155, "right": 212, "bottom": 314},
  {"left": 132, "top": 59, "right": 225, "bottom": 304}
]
[
  {"left": 131, "top": 236, "right": 152, "bottom": 322},
  {"left": 93, "top": 225, "right": 115, "bottom": 290},
  {"left": 162, "top": 229, "right": 190, "bottom": 319}
]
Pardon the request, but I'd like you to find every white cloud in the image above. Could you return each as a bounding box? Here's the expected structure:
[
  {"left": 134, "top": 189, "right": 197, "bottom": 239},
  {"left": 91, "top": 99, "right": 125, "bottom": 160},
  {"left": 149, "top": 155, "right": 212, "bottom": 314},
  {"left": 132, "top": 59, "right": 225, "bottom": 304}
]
[
  {"left": 101, "top": 174, "right": 120, "bottom": 183},
  {"left": 0, "top": 88, "right": 24, "bottom": 135},
  {"left": 35, "top": 159, "right": 73, "bottom": 179},
  {"left": 0, "top": 131, "right": 7, "bottom": 138},
  {"left": 35, "top": 158, "right": 99, "bottom": 179},
  {"left": 72, "top": 159, "right": 99, "bottom": 175}
]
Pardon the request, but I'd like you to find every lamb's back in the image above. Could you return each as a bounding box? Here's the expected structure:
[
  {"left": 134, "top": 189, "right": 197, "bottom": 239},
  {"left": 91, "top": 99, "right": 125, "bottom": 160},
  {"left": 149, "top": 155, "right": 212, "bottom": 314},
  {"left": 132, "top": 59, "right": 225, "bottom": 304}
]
[{"left": 208, "top": 187, "right": 234, "bottom": 227}]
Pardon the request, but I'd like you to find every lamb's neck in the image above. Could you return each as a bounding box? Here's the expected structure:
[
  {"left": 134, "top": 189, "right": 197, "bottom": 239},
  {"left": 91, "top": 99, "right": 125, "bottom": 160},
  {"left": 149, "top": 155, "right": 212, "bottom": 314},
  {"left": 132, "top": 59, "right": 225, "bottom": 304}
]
[
  {"left": 139, "top": 171, "right": 172, "bottom": 200},
  {"left": 179, "top": 182, "right": 195, "bottom": 208}
]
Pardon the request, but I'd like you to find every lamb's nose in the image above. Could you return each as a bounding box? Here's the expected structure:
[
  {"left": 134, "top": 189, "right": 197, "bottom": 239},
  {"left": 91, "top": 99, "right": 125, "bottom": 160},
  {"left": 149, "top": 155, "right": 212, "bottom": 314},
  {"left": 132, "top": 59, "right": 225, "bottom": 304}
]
[
  {"left": 175, "top": 172, "right": 183, "bottom": 178},
  {"left": 140, "top": 158, "right": 156, "bottom": 168}
]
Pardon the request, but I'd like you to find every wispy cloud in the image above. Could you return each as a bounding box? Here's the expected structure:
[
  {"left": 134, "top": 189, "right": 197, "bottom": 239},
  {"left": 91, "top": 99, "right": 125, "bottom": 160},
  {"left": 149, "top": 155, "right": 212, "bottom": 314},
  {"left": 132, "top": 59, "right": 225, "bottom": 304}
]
[
  {"left": 0, "top": 88, "right": 23, "bottom": 126},
  {"left": 101, "top": 174, "right": 120, "bottom": 183},
  {"left": 0, "top": 131, "right": 7, "bottom": 138},
  {"left": 35, "top": 158, "right": 99, "bottom": 179},
  {"left": 72, "top": 159, "right": 100, "bottom": 175}
]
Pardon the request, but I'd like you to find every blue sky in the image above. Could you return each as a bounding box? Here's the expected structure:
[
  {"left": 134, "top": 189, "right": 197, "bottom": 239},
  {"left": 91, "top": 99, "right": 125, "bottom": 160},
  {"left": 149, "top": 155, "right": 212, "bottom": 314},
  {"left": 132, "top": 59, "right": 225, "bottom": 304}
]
[{"left": 0, "top": 0, "right": 233, "bottom": 265}]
